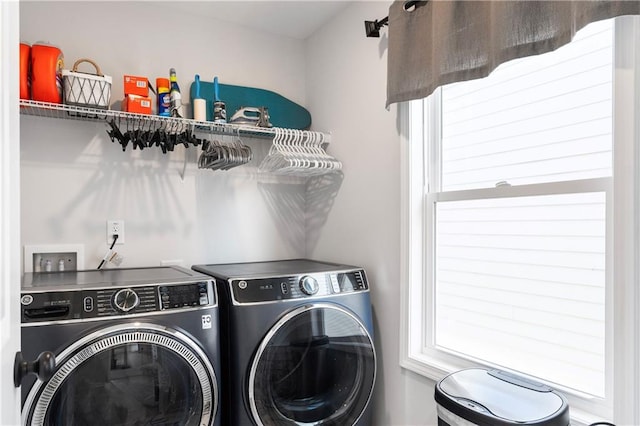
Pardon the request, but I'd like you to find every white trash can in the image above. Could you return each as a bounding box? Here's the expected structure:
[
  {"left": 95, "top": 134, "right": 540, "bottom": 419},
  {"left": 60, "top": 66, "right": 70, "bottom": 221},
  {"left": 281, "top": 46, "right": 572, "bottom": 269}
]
[{"left": 435, "top": 368, "right": 570, "bottom": 426}]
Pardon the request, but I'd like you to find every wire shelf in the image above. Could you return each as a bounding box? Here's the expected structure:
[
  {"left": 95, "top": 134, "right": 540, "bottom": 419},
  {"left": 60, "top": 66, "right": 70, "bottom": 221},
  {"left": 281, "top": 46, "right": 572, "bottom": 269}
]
[{"left": 19, "top": 100, "right": 330, "bottom": 142}]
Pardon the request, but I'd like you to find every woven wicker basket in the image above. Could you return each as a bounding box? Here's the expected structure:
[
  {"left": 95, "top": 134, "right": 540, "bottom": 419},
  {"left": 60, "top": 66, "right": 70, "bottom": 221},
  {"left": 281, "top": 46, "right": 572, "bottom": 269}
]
[{"left": 62, "top": 58, "right": 112, "bottom": 109}]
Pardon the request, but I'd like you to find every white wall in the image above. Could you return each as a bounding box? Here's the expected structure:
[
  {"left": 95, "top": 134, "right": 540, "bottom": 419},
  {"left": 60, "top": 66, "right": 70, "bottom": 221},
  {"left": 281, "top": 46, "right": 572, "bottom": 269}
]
[
  {"left": 19, "top": 1, "right": 439, "bottom": 424},
  {"left": 305, "top": 2, "right": 438, "bottom": 425},
  {"left": 19, "top": 1, "right": 314, "bottom": 269}
]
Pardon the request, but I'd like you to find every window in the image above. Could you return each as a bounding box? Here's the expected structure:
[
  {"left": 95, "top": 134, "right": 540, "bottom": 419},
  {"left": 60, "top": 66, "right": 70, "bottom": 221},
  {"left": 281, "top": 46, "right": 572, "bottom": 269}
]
[{"left": 401, "top": 17, "right": 640, "bottom": 424}]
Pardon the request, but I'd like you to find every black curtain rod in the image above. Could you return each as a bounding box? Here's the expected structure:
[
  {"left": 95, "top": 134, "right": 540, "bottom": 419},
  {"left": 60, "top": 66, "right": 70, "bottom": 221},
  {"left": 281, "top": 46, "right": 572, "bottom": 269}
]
[{"left": 365, "top": 1, "right": 428, "bottom": 37}]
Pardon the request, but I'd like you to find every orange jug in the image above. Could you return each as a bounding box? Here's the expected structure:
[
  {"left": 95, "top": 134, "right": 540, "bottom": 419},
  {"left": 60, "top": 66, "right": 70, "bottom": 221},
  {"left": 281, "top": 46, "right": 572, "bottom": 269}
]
[
  {"left": 19, "top": 43, "right": 31, "bottom": 100},
  {"left": 31, "top": 42, "right": 64, "bottom": 103}
]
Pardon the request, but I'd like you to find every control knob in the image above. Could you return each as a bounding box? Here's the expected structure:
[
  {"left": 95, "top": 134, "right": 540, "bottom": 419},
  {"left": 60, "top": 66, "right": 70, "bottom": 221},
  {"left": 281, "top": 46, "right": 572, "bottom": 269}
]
[
  {"left": 113, "top": 288, "right": 140, "bottom": 312},
  {"left": 299, "top": 276, "right": 319, "bottom": 295}
]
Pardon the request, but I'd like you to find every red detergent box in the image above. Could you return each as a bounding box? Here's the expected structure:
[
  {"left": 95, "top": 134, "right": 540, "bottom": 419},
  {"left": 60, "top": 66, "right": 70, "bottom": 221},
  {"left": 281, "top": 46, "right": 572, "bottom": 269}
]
[
  {"left": 123, "top": 75, "right": 149, "bottom": 97},
  {"left": 122, "top": 94, "right": 152, "bottom": 115}
]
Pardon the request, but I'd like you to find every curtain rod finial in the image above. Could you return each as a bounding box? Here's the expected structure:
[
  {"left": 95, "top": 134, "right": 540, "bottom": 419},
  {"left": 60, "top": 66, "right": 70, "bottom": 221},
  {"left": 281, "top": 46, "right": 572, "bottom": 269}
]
[
  {"left": 364, "top": 1, "right": 428, "bottom": 38},
  {"left": 365, "top": 20, "right": 382, "bottom": 38}
]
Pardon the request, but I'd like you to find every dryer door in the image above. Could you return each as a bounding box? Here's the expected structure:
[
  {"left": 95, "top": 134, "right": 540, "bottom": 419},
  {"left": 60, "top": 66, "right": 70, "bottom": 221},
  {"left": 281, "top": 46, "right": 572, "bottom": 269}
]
[
  {"left": 249, "top": 303, "right": 376, "bottom": 425},
  {"left": 22, "top": 323, "right": 217, "bottom": 426}
]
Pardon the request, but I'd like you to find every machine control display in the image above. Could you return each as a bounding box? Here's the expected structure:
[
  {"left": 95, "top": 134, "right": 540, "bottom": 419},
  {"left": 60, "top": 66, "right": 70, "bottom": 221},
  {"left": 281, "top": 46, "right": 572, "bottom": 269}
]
[
  {"left": 336, "top": 271, "right": 368, "bottom": 292},
  {"left": 21, "top": 281, "right": 213, "bottom": 324},
  {"left": 159, "top": 282, "right": 210, "bottom": 310},
  {"left": 231, "top": 270, "right": 368, "bottom": 303},
  {"left": 113, "top": 288, "right": 140, "bottom": 312}
]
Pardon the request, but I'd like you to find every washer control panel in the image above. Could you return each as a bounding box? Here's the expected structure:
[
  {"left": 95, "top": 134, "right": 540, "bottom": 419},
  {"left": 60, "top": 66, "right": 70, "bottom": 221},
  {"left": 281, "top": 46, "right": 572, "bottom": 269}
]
[
  {"left": 21, "top": 280, "right": 214, "bottom": 323},
  {"left": 231, "top": 269, "right": 368, "bottom": 304}
]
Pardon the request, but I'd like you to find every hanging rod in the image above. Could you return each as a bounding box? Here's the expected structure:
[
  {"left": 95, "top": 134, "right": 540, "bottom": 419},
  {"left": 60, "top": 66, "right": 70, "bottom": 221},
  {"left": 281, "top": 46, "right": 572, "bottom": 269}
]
[{"left": 365, "top": 1, "right": 428, "bottom": 37}]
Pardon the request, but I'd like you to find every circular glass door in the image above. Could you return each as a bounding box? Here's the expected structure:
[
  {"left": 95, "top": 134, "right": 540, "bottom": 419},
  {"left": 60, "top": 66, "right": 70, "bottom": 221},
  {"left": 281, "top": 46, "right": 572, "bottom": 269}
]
[
  {"left": 24, "top": 323, "right": 216, "bottom": 426},
  {"left": 249, "top": 304, "right": 376, "bottom": 425}
]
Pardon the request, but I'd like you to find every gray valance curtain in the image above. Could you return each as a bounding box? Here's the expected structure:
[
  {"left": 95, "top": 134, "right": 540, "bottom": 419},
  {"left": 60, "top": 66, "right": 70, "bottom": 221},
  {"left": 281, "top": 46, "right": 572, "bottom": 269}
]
[{"left": 386, "top": 0, "right": 640, "bottom": 107}]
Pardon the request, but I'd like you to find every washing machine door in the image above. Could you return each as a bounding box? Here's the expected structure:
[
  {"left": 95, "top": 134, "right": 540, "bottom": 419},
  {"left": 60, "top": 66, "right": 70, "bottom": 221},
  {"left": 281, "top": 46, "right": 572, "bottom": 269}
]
[
  {"left": 249, "top": 303, "right": 376, "bottom": 425},
  {"left": 22, "top": 323, "right": 217, "bottom": 426}
]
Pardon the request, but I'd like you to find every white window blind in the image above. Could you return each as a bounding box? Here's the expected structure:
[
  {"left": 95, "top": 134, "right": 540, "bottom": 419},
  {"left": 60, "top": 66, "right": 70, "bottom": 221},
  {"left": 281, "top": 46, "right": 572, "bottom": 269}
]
[
  {"left": 429, "top": 19, "right": 613, "bottom": 398},
  {"left": 435, "top": 192, "right": 606, "bottom": 397},
  {"left": 441, "top": 20, "right": 613, "bottom": 191}
]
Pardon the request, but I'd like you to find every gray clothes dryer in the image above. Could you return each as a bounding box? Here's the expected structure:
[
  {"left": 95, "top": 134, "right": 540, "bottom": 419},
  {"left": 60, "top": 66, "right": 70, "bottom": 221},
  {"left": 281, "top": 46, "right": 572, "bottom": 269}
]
[
  {"left": 192, "top": 259, "right": 376, "bottom": 426},
  {"left": 19, "top": 266, "right": 222, "bottom": 426}
]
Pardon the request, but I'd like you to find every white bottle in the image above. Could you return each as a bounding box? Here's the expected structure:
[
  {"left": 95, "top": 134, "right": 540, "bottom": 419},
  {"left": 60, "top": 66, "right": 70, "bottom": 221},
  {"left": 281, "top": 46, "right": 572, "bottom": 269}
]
[
  {"left": 44, "top": 259, "right": 52, "bottom": 272},
  {"left": 58, "top": 259, "right": 65, "bottom": 271}
]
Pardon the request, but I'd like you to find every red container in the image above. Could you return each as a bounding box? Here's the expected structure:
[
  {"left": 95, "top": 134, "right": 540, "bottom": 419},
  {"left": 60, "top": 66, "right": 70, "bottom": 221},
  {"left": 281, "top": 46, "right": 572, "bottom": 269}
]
[
  {"left": 19, "top": 43, "right": 31, "bottom": 99},
  {"left": 31, "top": 43, "right": 64, "bottom": 103}
]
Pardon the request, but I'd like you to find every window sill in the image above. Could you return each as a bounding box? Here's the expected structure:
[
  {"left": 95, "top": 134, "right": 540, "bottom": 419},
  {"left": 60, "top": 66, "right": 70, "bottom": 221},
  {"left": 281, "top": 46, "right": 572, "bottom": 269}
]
[{"left": 400, "top": 352, "right": 457, "bottom": 384}]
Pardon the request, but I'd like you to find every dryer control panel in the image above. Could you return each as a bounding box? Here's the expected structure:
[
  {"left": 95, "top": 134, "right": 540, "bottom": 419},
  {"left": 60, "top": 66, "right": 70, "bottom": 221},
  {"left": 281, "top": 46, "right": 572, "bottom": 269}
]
[
  {"left": 230, "top": 269, "right": 368, "bottom": 304},
  {"left": 20, "top": 280, "right": 214, "bottom": 324}
]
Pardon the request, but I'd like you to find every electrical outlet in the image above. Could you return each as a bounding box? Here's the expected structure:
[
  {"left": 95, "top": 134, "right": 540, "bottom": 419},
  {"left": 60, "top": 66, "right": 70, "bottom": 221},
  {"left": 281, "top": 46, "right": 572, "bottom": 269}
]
[{"left": 107, "top": 220, "right": 125, "bottom": 244}]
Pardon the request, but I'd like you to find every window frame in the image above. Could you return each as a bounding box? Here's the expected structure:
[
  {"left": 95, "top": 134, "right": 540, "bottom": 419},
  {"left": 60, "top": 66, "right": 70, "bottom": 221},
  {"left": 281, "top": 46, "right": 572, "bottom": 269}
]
[{"left": 399, "top": 16, "right": 640, "bottom": 425}]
